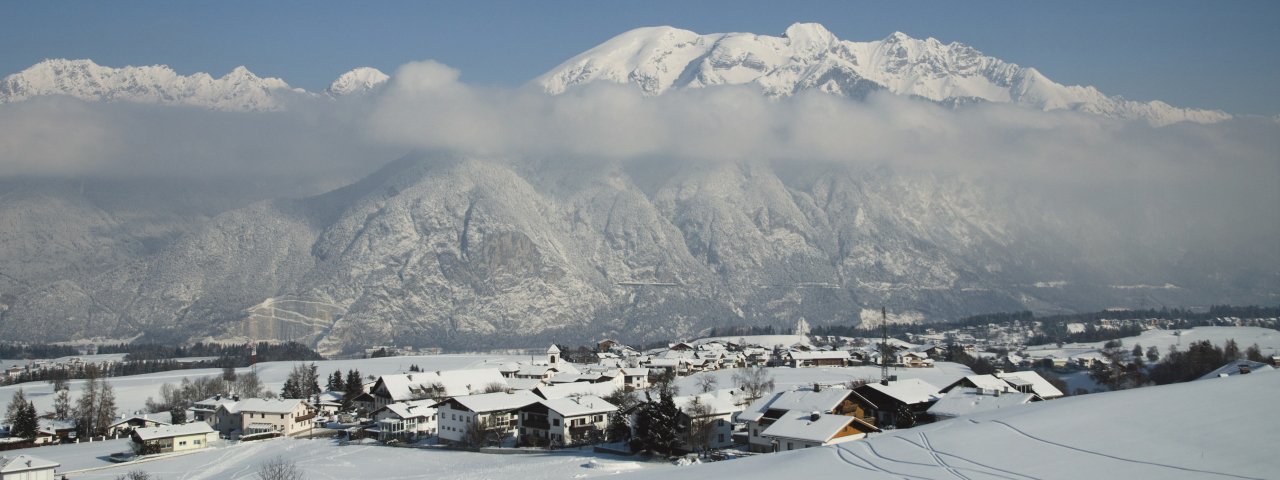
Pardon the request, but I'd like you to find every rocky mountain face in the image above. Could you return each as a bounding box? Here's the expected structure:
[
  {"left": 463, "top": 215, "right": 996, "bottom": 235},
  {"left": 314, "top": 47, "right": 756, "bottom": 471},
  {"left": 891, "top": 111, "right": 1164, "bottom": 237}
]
[
  {"left": 1, "top": 155, "right": 1260, "bottom": 355},
  {"left": 537, "top": 23, "right": 1231, "bottom": 126}
]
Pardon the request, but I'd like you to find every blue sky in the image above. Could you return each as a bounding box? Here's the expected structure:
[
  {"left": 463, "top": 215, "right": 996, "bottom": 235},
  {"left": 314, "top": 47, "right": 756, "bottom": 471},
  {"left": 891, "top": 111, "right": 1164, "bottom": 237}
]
[{"left": 4, "top": 1, "right": 1279, "bottom": 115}]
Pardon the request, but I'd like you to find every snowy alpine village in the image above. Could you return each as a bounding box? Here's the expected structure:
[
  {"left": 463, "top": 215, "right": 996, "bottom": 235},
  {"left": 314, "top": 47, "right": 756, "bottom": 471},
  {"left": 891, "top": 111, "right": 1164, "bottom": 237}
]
[{"left": 3, "top": 308, "right": 1279, "bottom": 479}]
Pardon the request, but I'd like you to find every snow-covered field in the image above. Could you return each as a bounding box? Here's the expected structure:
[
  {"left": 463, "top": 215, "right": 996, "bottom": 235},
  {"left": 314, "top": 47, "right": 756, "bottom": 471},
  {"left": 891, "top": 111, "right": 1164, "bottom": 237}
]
[
  {"left": 1, "top": 354, "right": 526, "bottom": 416},
  {"left": 1024, "top": 326, "right": 1280, "bottom": 360},
  {"left": 625, "top": 370, "right": 1280, "bottom": 480},
  {"left": 36, "top": 437, "right": 664, "bottom": 480}
]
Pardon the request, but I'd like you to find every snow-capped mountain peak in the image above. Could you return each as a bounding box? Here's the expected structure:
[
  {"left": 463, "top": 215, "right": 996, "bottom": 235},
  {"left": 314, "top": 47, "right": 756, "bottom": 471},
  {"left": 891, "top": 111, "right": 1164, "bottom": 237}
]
[
  {"left": 0, "top": 58, "right": 300, "bottom": 111},
  {"left": 327, "top": 67, "right": 389, "bottom": 96},
  {"left": 537, "top": 23, "right": 1231, "bottom": 125}
]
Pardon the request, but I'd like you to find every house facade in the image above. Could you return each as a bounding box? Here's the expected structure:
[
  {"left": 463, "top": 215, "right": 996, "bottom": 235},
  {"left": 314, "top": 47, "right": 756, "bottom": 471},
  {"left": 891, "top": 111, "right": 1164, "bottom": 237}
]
[
  {"left": 517, "top": 395, "right": 616, "bottom": 447},
  {"left": 436, "top": 390, "right": 541, "bottom": 445},
  {"left": 372, "top": 399, "right": 437, "bottom": 442}
]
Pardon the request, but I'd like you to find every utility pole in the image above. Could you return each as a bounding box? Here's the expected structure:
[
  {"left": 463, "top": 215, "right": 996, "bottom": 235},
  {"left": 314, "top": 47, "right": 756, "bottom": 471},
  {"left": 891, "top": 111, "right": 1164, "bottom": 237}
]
[{"left": 881, "top": 306, "right": 890, "bottom": 384}]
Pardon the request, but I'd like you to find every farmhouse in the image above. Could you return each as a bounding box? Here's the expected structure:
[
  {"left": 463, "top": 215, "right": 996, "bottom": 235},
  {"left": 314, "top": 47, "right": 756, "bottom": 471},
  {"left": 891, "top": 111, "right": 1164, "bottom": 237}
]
[
  {"left": 927, "top": 388, "right": 1037, "bottom": 420},
  {"left": 368, "top": 369, "right": 508, "bottom": 410},
  {"left": 785, "top": 350, "right": 849, "bottom": 368}
]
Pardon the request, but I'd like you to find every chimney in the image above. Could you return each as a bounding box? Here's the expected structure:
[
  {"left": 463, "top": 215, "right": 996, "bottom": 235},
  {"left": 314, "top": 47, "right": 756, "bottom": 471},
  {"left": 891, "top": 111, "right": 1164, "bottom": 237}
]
[
  {"left": 813, "top": 383, "right": 821, "bottom": 392},
  {"left": 810, "top": 411, "right": 820, "bottom": 422}
]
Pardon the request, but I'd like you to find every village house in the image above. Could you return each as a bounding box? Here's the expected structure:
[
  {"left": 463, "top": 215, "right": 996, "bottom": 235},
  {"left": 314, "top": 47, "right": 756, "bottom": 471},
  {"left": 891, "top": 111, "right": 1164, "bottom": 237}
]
[
  {"left": 786, "top": 350, "right": 850, "bottom": 368},
  {"left": 190, "top": 394, "right": 238, "bottom": 425},
  {"left": 214, "top": 398, "right": 316, "bottom": 438},
  {"left": 372, "top": 398, "right": 437, "bottom": 442},
  {"left": 436, "top": 390, "right": 541, "bottom": 445},
  {"left": 130, "top": 422, "right": 217, "bottom": 454},
  {"left": 33, "top": 420, "right": 75, "bottom": 445},
  {"left": 740, "top": 387, "right": 875, "bottom": 453},
  {"left": 367, "top": 369, "right": 508, "bottom": 410},
  {"left": 0, "top": 454, "right": 60, "bottom": 480},
  {"left": 759, "top": 411, "right": 878, "bottom": 451},
  {"left": 852, "top": 378, "right": 942, "bottom": 428},
  {"left": 673, "top": 391, "right": 741, "bottom": 451},
  {"left": 517, "top": 395, "right": 616, "bottom": 447}
]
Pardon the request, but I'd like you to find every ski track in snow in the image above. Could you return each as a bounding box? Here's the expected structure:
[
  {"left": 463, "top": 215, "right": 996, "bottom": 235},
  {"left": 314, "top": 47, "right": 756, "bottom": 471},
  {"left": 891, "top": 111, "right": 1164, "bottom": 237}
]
[{"left": 988, "top": 420, "right": 1263, "bottom": 480}]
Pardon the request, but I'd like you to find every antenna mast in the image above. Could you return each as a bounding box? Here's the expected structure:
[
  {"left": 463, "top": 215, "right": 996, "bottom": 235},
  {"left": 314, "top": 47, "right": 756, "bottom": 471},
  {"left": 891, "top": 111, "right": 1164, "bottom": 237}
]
[{"left": 880, "top": 306, "right": 890, "bottom": 384}]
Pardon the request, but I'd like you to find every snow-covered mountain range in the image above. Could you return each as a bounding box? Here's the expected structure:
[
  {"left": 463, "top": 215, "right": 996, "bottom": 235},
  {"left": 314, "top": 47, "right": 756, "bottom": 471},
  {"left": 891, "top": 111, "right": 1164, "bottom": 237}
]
[
  {"left": 0, "top": 25, "right": 1269, "bottom": 353},
  {"left": 0, "top": 59, "right": 388, "bottom": 110},
  {"left": 537, "top": 23, "right": 1230, "bottom": 126}
]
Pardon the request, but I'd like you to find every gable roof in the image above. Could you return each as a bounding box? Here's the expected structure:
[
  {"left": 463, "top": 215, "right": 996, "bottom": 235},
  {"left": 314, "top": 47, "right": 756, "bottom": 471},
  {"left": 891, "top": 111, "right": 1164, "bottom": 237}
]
[
  {"left": 760, "top": 412, "right": 875, "bottom": 443},
  {"left": 538, "top": 395, "right": 617, "bottom": 417},
  {"left": 860, "top": 378, "right": 941, "bottom": 405},
  {"left": 927, "top": 388, "right": 1036, "bottom": 418},
  {"left": 132, "top": 422, "right": 215, "bottom": 441},
  {"left": 375, "top": 369, "right": 508, "bottom": 401},
  {"left": 673, "top": 392, "right": 740, "bottom": 417},
  {"left": 788, "top": 351, "right": 851, "bottom": 361},
  {"left": 442, "top": 390, "right": 541, "bottom": 414},
  {"left": 376, "top": 399, "right": 437, "bottom": 419},
  {"left": 109, "top": 414, "right": 170, "bottom": 428},
  {"left": 0, "top": 455, "right": 60, "bottom": 473},
  {"left": 533, "top": 382, "right": 619, "bottom": 400},
  {"left": 942, "top": 374, "right": 1012, "bottom": 393},
  {"left": 994, "top": 371, "right": 1064, "bottom": 399},
  {"left": 739, "top": 388, "right": 853, "bottom": 423}
]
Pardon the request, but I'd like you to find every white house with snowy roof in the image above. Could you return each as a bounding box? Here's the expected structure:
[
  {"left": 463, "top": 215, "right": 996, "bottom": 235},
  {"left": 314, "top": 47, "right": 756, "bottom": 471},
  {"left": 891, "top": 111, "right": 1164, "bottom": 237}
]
[
  {"left": 673, "top": 391, "right": 742, "bottom": 450},
  {"left": 740, "top": 386, "right": 875, "bottom": 453},
  {"left": 372, "top": 398, "right": 437, "bottom": 442},
  {"left": 130, "top": 422, "right": 216, "bottom": 454},
  {"left": 0, "top": 454, "right": 59, "bottom": 480},
  {"left": 436, "top": 390, "right": 541, "bottom": 445},
  {"left": 760, "top": 411, "right": 878, "bottom": 451},
  {"left": 368, "top": 369, "right": 508, "bottom": 409}
]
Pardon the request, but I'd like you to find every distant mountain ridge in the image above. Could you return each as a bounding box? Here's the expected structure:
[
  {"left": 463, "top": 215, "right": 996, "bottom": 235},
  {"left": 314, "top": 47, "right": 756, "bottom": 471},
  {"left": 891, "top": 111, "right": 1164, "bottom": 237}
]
[
  {"left": 536, "top": 23, "right": 1230, "bottom": 126},
  {"left": 0, "top": 59, "right": 388, "bottom": 110}
]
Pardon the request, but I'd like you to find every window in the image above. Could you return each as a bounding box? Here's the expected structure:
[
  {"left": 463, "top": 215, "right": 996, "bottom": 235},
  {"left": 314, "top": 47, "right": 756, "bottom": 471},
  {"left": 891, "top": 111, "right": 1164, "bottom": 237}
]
[
  {"left": 179, "top": 441, "right": 187, "bottom": 446},
  {"left": 194, "top": 439, "right": 201, "bottom": 445},
  {"left": 718, "top": 434, "right": 724, "bottom": 443},
  {"left": 553, "top": 418, "right": 560, "bottom": 426}
]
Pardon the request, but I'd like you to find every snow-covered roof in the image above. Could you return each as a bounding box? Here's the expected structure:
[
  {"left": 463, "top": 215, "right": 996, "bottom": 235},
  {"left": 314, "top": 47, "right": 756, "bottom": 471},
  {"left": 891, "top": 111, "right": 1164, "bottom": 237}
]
[
  {"left": 505, "top": 378, "right": 545, "bottom": 391},
  {"left": 109, "top": 414, "right": 170, "bottom": 428},
  {"left": 539, "top": 395, "right": 617, "bottom": 417},
  {"left": 927, "top": 388, "right": 1036, "bottom": 419},
  {"left": 739, "top": 388, "right": 853, "bottom": 423},
  {"left": 376, "top": 369, "right": 508, "bottom": 401},
  {"left": 995, "top": 371, "right": 1063, "bottom": 399},
  {"left": 788, "top": 350, "right": 850, "bottom": 361},
  {"left": 673, "top": 392, "right": 739, "bottom": 417},
  {"left": 234, "top": 398, "right": 309, "bottom": 414},
  {"left": 861, "top": 378, "right": 941, "bottom": 405},
  {"left": 1197, "top": 361, "right": 1274, "bottom": 380},
  {"left": 378, "top": 399, "right": 437, "bottom": 419},
  {"left": 132, "top": 422, "right": 214, "bottom": 441},
  {"left": 534, "top": 382, "right": 620, "bottom": 400},
  {"left": 760, "top": 412, "right": 864, "bottom": 443},
  {"left": 945, "top": 374, "right": 1010, "bottom": 393},
  {"left": 0, "top": 454, "right": 59, "bottom": 473},
  {"left": 444, "top": 390, "right": 541, "bottom": 413}
]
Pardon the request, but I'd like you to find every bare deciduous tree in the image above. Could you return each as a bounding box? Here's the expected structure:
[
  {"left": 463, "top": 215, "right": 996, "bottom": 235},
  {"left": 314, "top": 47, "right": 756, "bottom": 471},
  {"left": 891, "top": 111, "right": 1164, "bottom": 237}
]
[
  {"left": 256, "top": 456, "right": 303, "bottom": 480},
  {"left": 732, "top": 366, "right": 775, "bottom": 404}
]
